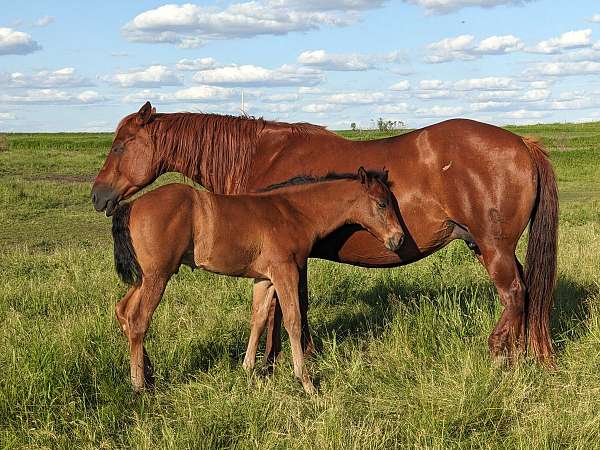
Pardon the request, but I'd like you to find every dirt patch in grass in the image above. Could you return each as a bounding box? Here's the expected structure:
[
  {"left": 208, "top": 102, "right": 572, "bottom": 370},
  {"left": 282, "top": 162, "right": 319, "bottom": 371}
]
[{"left": 24, "top": 174, "right": 95, "bottom": 183}]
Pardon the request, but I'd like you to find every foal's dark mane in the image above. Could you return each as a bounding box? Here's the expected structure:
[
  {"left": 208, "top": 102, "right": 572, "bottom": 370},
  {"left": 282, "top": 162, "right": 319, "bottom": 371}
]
[
  {"left": 258, "top": 170, "right": 390, "bottom": 192},
  {"left": 123, "top": 112, "right": 334, "bottom": 195}
]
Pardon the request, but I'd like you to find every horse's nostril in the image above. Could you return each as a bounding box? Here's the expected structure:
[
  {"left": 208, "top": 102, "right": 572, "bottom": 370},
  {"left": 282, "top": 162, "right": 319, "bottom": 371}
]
[{"left": 92, "top": 193, "right": 97, "bottom": 204}]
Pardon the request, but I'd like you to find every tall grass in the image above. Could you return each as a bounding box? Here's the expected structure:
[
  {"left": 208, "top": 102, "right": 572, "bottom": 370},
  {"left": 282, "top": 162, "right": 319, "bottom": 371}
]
[{"left": 1, "top": 124, "right": 600, "bottom": 448}]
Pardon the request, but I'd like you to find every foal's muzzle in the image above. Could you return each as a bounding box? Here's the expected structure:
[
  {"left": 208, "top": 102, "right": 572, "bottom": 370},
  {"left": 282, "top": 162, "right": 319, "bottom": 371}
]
[
  {"left": 386, "top": 232, "right": 404, "bottom": 252},
  {"left": 91, "top": 183, "right": 119, "bottom": 216}
]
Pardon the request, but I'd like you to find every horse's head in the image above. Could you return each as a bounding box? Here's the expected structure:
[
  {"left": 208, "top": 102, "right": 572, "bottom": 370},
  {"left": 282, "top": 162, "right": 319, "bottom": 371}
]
[
  {"left": 91, "top": 102, "right": 157, "bottom": 216},
  {"left": 356, "top": 167, "right": 404, "bottom": 252}
]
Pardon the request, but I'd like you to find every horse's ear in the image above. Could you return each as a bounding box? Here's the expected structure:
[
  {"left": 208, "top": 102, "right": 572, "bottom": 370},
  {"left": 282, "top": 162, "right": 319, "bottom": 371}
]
[
  {"left": 358, "top": 166, "right": 368, "bottom": 185},
  {"left": 151, "top": 107, "right": 156, "bottom": 114},
  {"left": 136, "top": 101, "right": 153, "bottom": 126}
]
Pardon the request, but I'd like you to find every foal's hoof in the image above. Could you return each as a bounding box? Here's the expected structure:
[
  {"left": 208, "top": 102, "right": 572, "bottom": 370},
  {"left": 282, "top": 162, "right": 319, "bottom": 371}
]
[{"left": 301, "top": 378, "right": 317, "bottom": 395}]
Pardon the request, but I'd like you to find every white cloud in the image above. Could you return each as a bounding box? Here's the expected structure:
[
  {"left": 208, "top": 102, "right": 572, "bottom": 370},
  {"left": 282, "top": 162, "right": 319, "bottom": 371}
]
[
  {"left": 474, "top": 90, "right": 520, "bottom": 100},
  {"left": 110, "top": 65, "right": 182, "bottom": 88},
  {"left": 501, "top": 109, "right": 548, "bottom": 119},
  {"left": 589, "top": 14, "right": 600, "bottom": 23},
  {"left": 2, "top": 67, "right": 91, "bottom": 88},
  {"left": 548, "top": 91, "right": 600, "bottom": 110},
  {"left": 376, "top": 103, "right": 412, "bottom": 113},
  {"left": 1, "top": 89, "right": 106, "bottom": 104},
  {"left": 415, "top": 105, "right": 464, "bottom": 117},
  {"left": 122, "top": 2, "right": 360, "bottom": 47},
  {"left": 269, "top": 0, "right": 387, "bottom": 11},
  {"left": 76, "top": 90, "right": 104, "bottom": 103},
  {"left": 123, "top": 86, "right": 236, "bottom": 104},
  {"left": 528, "top": 61, "right": 600, "bottom": 76},
  {"left": 0, "top": 112, "right": 16, "bottom": 120},
  {"left": 262, "top": 93, "right": 300, "bottom": 102},
  {"left": 323, "top": 91, "right": 387, "bottom": 104},
  {"left": 34, "top": 16, "right": 54, "bottom": 27},
  {"left": 519, "top": 89, "right": 550, "bottom": 102},
  {"left": 454, "top": 77, "right": 515, "bottom": 91},
  {"left": 426, "top": 34, "right": 523, "bottom": 62},
  {"left": 192, "top": 64, "right": 323, "bottom": 87},
  {"left": 297, "top": 49, "right": 405, "bottom": 71},
  {"left": 298, "top": 86, "right": 322, "bottom": 94},
  {"left": 176, "top": 57, "right": 218, "bottom": 71},
  {"left": 389, "top": 80, "right": 410, "bottom": 91},
  {"left": 0, "top": 27, "right": 42, "bottom": 55},
  {"left": 265, "top": 103, "right": 297, "bottom": 113},
  {"left": 426, "top": 35, "right": 475, "bottom": 63},
  {"left": 415, "top": 79, "right": 452, "bottom": 99},
  {"left": 528, "top": 29, "right": 592, "bottom": 54},
  {"left": 302, "top": 103, "right": 337, "bottom": 112},
  {"left": 404, "top": 0, "right": 535, "bottom": 15},
  {"left": 470, "top": 101, "right": 512, "bottom": 111},
  {"left": 476, "top": 35, "right": 523, "bottom": 54}
]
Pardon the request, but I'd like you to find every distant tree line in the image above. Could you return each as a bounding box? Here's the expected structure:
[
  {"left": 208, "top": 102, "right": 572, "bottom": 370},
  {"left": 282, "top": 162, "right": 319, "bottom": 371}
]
[{"left": 350, "top": 118, "right": 406, "bottom": 132}]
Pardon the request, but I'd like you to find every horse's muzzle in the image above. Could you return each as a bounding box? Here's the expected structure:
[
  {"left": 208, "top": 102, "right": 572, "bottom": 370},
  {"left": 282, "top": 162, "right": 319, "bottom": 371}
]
[
  {"left": 91, "top": 183, "right": 119, "bottom": 216},
  {"left": 386, "top": 232, "right": 404, "bottom": 252}
]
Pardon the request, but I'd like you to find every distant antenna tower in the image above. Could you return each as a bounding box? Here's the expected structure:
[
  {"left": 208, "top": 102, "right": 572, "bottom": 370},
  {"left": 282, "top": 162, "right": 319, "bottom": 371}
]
[{"left": 240, "top": 89, "right": 245, "bottom": 116}]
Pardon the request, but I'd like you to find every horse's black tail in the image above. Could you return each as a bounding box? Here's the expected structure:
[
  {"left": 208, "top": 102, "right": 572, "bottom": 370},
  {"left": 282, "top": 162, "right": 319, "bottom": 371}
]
[
  {"left": 522, "top": 137, "right": 558, "bottom": 364},
  {"left": 112, "top": 203, "right": 142, "bottom": 286}
]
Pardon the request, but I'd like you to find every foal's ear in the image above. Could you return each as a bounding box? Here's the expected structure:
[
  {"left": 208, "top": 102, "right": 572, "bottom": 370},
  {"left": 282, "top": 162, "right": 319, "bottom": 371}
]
[
  {"left": 381, "top": 169, "right": 389, "bottom": 184},
  {"left": 136, "top": 101, "right": 153, "bottom": 126},
  {"left": 358, "top": 166, "right": 368, "bottom": 185}
]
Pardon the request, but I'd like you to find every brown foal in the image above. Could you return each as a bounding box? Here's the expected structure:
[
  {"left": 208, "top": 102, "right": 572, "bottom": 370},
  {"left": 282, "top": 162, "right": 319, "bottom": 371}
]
[{"left": 111, "top": 168, "right": 403, "bottom": 394}]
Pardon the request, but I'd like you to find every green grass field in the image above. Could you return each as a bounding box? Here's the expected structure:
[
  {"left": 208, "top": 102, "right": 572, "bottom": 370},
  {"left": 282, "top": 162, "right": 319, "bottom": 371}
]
[{"left": 1, "top": 123, "right": 600, "bottom": 448}]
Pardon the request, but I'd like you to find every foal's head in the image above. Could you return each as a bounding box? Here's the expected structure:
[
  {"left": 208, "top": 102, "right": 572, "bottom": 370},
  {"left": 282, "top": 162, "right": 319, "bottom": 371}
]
[
  {"left": 92, "top": 102, "right": 157, "bottom": 215},
  {"left": 356, "top": 167, "right": 404, "bottom": 252}
]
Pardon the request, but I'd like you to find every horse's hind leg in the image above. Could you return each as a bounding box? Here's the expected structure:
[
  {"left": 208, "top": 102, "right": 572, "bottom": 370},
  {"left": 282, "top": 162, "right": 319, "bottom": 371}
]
[
  {"left": 124, "top": 274, "right": 168, "bottom": 392},
  {"left": 479, "top": 244, "right": 527, "bottom": 360},
  {"left": 243, "top": 279, "right": 275, "bottom": 373}
]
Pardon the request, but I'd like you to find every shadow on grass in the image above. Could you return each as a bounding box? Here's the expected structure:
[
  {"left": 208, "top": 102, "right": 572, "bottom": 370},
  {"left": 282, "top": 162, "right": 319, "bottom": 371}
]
[{"left": 158, "top": 273, "right": 594, "bottom": 385}]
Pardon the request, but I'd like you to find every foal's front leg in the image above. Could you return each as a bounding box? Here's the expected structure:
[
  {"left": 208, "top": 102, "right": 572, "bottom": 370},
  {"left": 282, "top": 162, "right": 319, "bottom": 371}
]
[
  {"left": 123, "top": 275, "right": 167, "bottom": 392},
  {"left": 271, "top": 264, "right": 316, "bottom": 395},
  {"left": 243, "top": 279, "right": 275, "bottom": 372}
]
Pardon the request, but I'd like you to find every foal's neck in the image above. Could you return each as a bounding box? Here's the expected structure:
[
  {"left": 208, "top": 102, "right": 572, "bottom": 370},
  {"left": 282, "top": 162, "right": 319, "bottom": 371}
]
[{"left": 282, "top": 181, "right": 361, "bottom": 240}]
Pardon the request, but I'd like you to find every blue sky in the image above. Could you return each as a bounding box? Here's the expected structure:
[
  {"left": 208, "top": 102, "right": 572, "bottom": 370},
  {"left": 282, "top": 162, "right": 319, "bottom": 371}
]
[{"left": 2, "top": 0, "right": 600, "bottom": 131}]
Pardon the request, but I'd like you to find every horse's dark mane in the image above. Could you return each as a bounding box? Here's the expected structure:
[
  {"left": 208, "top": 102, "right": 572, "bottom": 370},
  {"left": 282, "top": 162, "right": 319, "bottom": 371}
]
[
  {"left": 258, "top": 170, "right": 390, "bottom": 192},
  {"left": 124, "top": 112, "right": 333, "bottom": 195}
]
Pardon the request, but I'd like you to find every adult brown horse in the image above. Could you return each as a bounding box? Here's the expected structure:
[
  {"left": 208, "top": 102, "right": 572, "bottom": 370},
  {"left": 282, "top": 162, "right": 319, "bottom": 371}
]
[
  {"left": 92, "top": 101, "right": 558, "bottom": 364},
  {"left": 111, "top": 169, "right": 403, "bottom": 393}
]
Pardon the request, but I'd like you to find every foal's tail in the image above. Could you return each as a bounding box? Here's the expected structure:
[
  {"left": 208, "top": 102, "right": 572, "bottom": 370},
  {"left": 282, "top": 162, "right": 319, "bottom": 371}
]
[
  {"left": 112, "top": 203, "right": 142, "bottom": 286},
  {"left": 522, "top": 137, "right": 558, "bottom": 364}
]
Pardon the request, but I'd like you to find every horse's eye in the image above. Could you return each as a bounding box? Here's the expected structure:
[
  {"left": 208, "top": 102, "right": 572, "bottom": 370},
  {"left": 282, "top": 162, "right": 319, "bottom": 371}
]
[
  {"left": 112, "top": 144, "right": 124, "bottom": 153},
  {"left": 377, "top": 201, "right": 386, "bottom": 209}
]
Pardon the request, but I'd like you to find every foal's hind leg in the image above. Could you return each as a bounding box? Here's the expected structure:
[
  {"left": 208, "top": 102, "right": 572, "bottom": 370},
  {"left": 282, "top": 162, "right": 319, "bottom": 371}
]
[
  {"left": 243, "top": 279, "right": 275, "bottom": 373},
  {"left": 124, "top": 274, "right": 168, "bottom": 392},
  {"left": 116, "top": 286, "right": 136, "bottom": 336},
  {"left": 264, "top": 265, "right": 313, "bottom": 366},
  {"left": 271, "top": 265, "right": 316, "bottom": 395},
  {"left": 478, "top": 244, "right": 527, "bottom": 360}
]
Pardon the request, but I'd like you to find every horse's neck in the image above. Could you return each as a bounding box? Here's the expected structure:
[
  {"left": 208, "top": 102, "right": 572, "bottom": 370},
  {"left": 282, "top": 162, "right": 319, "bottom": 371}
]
[{"left": 283, "top": 183, "right": 358, "bottom": 238}]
